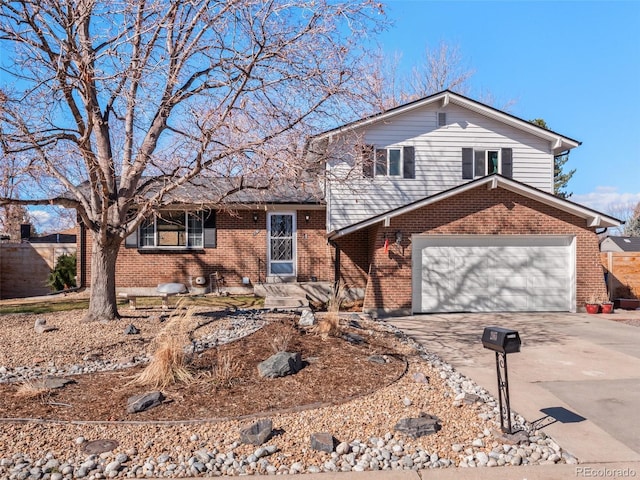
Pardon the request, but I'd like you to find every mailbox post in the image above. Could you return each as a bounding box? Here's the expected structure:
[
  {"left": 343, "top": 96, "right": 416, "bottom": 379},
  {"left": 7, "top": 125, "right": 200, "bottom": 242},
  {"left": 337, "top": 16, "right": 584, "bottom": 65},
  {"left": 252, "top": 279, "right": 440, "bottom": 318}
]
[{"left": 481, "top": 326, "right": 521, "bottom": 434}]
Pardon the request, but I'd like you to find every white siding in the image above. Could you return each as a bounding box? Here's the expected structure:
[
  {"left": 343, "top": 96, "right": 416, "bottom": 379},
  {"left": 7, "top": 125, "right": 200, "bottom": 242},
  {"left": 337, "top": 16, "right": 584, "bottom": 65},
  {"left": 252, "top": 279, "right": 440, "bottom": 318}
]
[{"left": 327, "top": 103, "right": 554, "bottom": 232}]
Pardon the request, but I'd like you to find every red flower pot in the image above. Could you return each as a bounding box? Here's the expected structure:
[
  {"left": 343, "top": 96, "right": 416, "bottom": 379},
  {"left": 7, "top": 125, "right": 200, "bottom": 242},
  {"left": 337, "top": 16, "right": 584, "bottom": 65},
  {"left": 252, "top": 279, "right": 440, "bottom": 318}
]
[
  {"left": 601, "top": 302, "right": 614, "bottom": 314},
  {"left": 585, "top": 303, "right": 600, "bottom": 314}
]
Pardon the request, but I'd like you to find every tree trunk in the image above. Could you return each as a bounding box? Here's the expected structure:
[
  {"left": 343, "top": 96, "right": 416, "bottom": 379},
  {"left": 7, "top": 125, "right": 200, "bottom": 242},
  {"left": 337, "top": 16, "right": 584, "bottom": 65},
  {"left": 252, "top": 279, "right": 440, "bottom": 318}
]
[{"left": 83, "top": 234, "right": 122, "bottom": 322}]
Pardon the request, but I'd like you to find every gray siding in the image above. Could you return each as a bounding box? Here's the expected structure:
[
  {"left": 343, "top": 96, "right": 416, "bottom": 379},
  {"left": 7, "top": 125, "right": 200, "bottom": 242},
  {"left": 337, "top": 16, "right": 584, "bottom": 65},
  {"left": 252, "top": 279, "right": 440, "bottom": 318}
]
[{"left": 327, "top": 103, "right": 554, "bottom": 232}]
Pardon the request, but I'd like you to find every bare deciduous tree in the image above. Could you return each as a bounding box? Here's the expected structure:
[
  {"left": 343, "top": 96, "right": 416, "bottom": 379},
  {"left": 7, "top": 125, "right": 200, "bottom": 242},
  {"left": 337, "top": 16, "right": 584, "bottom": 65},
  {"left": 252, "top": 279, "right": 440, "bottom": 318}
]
[
  {"left": 606, "top": 201, "right": 640, "bottom": 236},
  {"left": 409, "top": 41, "right": 474, "bottom": 98},
  {"left": 357, "top": 41, "right": 475, "bottom": 114},
  {"left": 0, "top": 0, "right": 384, "bottom": 321}
]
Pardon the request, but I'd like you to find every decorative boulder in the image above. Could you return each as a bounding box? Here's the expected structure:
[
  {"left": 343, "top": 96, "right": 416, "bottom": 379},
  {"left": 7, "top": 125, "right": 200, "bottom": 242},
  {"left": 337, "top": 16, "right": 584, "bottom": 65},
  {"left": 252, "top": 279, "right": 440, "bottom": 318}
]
[
  {"left": 257, "top": 352, "right": 302, "bottom": 378},
  {"left": 34, "top": 318, "right": 57, "bottom": 334},
  {"left": 239, "top": 418, "right": 273, "bottom": 445},
  {"left": 124, "top": 324, "right": 140, "bottom": 335},
  {"left": 367, "top": 355, "right": 387, "bottom": 365},
  {"left": 299, "top": 309, "right": 316, "bottom": 327},
  {"left": 394, "top": 414, "right": 441, "bottom": 438},
  {"left": 310, "top": 432, "right": 335, "bottom": 453},
  {"left": 127, "top": 391, "right": 165, "bottom": 414}
]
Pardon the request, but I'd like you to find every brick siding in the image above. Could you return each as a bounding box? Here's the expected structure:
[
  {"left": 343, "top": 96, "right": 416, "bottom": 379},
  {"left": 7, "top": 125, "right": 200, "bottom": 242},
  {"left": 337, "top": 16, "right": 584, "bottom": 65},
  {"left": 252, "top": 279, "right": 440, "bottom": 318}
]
[
  {"left": 354, "top": 186, "right": 606, "bottom": 313},
  {"left": 79, "top": 209, "right": 333, "bottom": 289}
]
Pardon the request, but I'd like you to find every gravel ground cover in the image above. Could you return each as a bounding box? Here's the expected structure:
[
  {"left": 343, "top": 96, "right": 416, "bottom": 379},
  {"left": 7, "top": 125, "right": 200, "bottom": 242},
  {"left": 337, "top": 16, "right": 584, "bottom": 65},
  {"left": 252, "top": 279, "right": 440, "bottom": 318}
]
[{"left": 0, "top": 305, "right": 580, "bottom": 478}]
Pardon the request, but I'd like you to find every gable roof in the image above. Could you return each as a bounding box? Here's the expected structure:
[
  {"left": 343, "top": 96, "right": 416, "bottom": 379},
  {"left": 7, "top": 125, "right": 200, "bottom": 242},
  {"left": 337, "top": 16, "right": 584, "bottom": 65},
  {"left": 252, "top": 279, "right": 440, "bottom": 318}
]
[
  {"left": 314, "top": 90, "right": 581, "bottom": 155},
  {"left": 327, "top": 174, "right": 621, "bottom": 240},
  {"left": 601, "top": 236, "right": 640, "bottom": 252}
]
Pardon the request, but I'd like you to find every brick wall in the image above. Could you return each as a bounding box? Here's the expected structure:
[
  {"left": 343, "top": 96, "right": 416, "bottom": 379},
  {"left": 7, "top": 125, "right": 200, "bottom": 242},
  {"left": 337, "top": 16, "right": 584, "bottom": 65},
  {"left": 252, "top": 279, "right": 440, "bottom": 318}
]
[
  {"left": 0, "top": 243, "right": 76, "bottom": 299},
  {"left": 352, "top": 186, "right": 606, "bottom": 313},
  {"left": 79, "top": 209, "right": 333, "bottom": 289}
]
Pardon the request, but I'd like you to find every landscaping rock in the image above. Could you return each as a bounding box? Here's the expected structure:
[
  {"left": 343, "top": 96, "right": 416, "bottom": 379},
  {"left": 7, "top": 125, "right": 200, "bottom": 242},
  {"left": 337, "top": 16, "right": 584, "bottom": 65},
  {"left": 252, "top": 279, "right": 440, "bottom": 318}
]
[
  {"left": 257, "top": 352, "right": 302, "bottom": 378},
  {"left": 394, "top": 414, "right": 441, "bottom": 438},
  {"left": 39, "top": 377, "right": 76, "bottom": 390},
  {"left": 34, "top": 318, "right": 56, "bottom": 334},
  {"left": 299, "top": 309, "right": 316, "bottom": 327},
  {"left": 310, "top": 432, "right": 335, "bottom": 453},
  {"left": 239, "top": 419, "right": 273, "bottom": 446},
  {"left": 127, "top": 391, "right": 165, "bottom": 413},
  {"left": 463, "top": 393, "right": 480, "bottom": 405},
  {"left": 412, "top": 372, "right": 430, "bottom": 384},
  {"left": 343, "top": 333, "right": 364, "bottom": 344},
  {"left": 367, "top": 355, "right": 387, "bottom": 365},
  {"left": 83, "top": 439, "right": 119, "bottom": 455},
  {"left": 124, "top": 324, "right": 140, "bottom": 335}
]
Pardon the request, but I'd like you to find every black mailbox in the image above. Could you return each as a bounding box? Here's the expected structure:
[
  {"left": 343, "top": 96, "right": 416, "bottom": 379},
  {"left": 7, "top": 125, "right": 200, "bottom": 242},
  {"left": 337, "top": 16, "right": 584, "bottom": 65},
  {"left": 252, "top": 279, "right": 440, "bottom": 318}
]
[{"left": 482, "top": 326, "right": 521, "bottom": 354}]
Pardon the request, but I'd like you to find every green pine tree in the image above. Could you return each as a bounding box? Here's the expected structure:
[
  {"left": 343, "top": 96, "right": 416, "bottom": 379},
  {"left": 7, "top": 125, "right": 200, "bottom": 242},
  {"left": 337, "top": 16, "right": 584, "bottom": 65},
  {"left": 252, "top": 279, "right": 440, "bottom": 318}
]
[
  {"left": 530, "top": 118, "right": 576, "bottom": 199},
  {"left": 46, "top": 253, "right": 77, "bottom": 291}
]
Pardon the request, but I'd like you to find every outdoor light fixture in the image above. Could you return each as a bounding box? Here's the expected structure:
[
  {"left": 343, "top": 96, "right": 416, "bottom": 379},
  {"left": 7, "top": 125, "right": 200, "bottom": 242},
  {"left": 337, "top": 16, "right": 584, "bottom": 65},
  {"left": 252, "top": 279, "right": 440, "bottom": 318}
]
[
  {"left": 305, "top": 213, "right": 310, "bottom": 222},
  {"left": 395, "top": 230, "right": 402, "bottom": 245},
  {"left": 252, "top": 212, "right": 259, "bottom": 223}
]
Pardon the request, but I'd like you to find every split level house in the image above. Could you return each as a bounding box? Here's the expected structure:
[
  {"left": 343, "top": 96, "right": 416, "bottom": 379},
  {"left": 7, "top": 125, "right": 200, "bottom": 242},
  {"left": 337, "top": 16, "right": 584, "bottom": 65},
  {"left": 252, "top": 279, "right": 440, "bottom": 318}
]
[{"left": 77, "top": 90, "right": 620, "bottom": 314}]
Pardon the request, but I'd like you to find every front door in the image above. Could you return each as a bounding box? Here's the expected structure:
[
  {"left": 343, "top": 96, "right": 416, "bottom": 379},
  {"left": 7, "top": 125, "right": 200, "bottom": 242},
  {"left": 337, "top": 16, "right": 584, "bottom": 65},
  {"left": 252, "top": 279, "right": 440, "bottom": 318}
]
[{"left": 268, "top": 212, "right": 296, "bottom": 278}]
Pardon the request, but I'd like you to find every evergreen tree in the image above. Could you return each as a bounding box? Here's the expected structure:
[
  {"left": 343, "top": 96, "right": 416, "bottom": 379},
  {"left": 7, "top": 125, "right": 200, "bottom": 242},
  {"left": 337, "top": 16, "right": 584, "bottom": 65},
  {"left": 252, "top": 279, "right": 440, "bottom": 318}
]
[{"left": 530, "top": 118, "right": 576, "bottom": 199}]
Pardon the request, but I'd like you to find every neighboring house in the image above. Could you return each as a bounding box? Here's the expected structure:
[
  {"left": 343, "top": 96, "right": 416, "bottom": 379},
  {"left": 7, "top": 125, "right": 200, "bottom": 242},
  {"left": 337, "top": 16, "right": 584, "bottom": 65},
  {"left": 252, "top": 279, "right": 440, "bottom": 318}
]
[
  {"left": 77, "top": 90, "right": 620, "bottom": 314},
  {"left": 600, "top": 236, "right": 640, "bottom": 252}
]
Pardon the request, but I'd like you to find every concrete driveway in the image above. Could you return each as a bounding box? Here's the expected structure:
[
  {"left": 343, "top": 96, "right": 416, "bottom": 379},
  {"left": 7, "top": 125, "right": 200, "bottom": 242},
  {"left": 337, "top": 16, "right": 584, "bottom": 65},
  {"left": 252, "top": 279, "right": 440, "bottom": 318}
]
[{"left": 386, "top": 311, "right": 640, "bottom": 463}]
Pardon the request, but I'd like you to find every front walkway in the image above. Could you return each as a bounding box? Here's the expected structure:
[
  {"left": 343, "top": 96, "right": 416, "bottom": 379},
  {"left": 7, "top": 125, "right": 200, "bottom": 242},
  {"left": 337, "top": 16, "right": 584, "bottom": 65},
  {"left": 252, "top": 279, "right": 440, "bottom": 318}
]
[{"left": 386, "top": 311, "right": 640, "bottom": 464}]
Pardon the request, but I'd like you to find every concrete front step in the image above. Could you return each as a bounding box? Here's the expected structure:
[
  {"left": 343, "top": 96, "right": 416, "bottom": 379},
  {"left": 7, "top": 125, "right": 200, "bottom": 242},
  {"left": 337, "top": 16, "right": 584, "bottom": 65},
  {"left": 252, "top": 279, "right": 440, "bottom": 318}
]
[
  {"left": 263, "top": 296, "right": 309, "bottom": 309},
  {"left": 255, "top": 282, "right": 332, "bottom": 304}
]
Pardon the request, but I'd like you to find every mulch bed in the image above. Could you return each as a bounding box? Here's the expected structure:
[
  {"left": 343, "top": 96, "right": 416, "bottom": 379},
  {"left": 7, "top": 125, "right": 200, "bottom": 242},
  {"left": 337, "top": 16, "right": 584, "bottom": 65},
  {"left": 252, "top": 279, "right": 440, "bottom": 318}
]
[{"left": 0, "top": 316, "right": 407, "bottom": 422}]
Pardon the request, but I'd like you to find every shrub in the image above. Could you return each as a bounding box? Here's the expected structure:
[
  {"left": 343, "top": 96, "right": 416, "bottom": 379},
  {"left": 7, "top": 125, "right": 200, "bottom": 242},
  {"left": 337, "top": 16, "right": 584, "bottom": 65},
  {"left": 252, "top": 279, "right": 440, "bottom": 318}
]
[{"left": 46, "top": 253, "right": 77, "bottom": 291}]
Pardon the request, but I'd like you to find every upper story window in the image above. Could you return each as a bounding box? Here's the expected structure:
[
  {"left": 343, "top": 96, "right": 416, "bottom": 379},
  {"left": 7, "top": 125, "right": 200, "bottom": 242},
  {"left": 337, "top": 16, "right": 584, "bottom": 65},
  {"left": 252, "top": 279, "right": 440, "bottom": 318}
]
[
  {"left": 375, "top": 148, "right": 403, "bottom": 177},
  {"left": 462, "top": 147, "right": 512, "bottom": 179},
  {"left": 362, "top": 144, "right": 415, "bottom": 179},
  {"left": 125, "top": 210, "right": 216, "bottom": 250}
]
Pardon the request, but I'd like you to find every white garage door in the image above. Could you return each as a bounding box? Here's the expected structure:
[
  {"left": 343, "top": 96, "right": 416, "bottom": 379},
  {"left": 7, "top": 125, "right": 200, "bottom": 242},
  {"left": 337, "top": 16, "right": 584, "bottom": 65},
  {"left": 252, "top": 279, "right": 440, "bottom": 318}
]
[{"left": 412, "top": 236, "right": 575, "bottom": 313}]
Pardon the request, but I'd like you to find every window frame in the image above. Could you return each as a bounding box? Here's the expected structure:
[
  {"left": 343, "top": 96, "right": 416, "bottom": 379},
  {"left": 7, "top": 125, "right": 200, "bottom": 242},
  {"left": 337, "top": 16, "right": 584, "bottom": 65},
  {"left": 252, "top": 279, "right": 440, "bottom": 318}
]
[
  {"left": 485, "top": 150, "right": 501, "bottom": 176},
  {"left": 138, "top": 211, "right": 205, "bottom": 250},
  {"left": 375, "top": 147, "right": 404, "bottom": 178},
  {"left": 462, "top": 147, "right": 512, "bottom": 180}
]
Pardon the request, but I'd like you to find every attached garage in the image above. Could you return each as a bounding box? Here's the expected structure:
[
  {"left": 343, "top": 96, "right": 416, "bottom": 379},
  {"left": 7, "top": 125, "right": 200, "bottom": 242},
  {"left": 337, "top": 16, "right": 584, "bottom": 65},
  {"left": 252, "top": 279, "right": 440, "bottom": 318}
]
[{"left": 412, "top": 235, "right": 576, "bottom": 313}]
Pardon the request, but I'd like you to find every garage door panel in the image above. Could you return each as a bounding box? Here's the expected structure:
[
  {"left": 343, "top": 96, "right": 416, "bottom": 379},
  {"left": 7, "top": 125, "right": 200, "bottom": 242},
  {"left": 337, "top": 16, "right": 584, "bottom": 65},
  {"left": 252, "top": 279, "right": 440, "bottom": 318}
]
[
  {"left": 414, "top": 236, "right": 574, "bottom": 313},
  {"left": 493, "top": 294, "right": 530, "bottom": 310}
]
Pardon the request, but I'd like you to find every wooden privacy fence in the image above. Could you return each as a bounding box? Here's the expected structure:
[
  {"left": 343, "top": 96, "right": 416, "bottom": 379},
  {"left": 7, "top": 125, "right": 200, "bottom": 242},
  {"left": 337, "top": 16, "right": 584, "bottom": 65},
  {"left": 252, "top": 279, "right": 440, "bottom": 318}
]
[
  {"left": 0, "top": 242, "right": 76, "bottom": 299},
  {"left": 601, "top": 252, "right": 640, "bottom": 298}
]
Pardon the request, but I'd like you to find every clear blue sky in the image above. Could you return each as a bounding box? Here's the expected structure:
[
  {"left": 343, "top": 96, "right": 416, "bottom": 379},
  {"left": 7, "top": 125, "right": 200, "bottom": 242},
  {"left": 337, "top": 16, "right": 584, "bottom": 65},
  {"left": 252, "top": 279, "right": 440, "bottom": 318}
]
[{"left": 377, "top": 0, "right": 640, "bottom": 214}]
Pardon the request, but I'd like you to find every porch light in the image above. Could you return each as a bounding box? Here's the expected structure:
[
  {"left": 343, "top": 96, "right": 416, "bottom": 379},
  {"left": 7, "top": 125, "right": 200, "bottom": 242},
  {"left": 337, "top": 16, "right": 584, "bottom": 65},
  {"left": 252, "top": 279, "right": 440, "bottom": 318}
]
[
  {"left": 305, "top": 213, "right": 310, "bottom": 222},
  {"left": 395, "top": 230, "right": 402, "bottom": 245},
  {"left": 252, "top": 212, "right": 259, "bottom": 223}
]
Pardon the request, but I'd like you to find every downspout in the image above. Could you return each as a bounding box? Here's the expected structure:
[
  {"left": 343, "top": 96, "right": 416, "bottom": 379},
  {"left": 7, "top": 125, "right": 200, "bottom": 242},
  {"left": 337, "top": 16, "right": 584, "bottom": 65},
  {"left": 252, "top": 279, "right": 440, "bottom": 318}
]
[
  {"left": 78, "top": 220, "right": 87, "bottom": 290},
  {"left": 329, "top": 239, "right": 340, "bottom": 288}
]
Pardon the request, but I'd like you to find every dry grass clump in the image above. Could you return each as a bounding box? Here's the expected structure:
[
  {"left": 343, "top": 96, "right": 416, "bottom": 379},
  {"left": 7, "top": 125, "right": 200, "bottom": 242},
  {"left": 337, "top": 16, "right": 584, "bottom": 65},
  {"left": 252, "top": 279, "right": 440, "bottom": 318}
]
[
  {"left": 130, "top": 307, "right": 196, "bottom": 388},
  {"left": 268, "top": 330, "right": 293, "bottom": 353},
  {"left": 15, "top": 380, "right": 50, "bottom": 400},
  {"left": 312, "top": 313, "right": 341, "bottom": 339},
  {"left": 311, "top": 282, "right": 344, "bottom": 339},
  {"left": 210, "top": 351, "right": 242, "bottom": 387}
]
